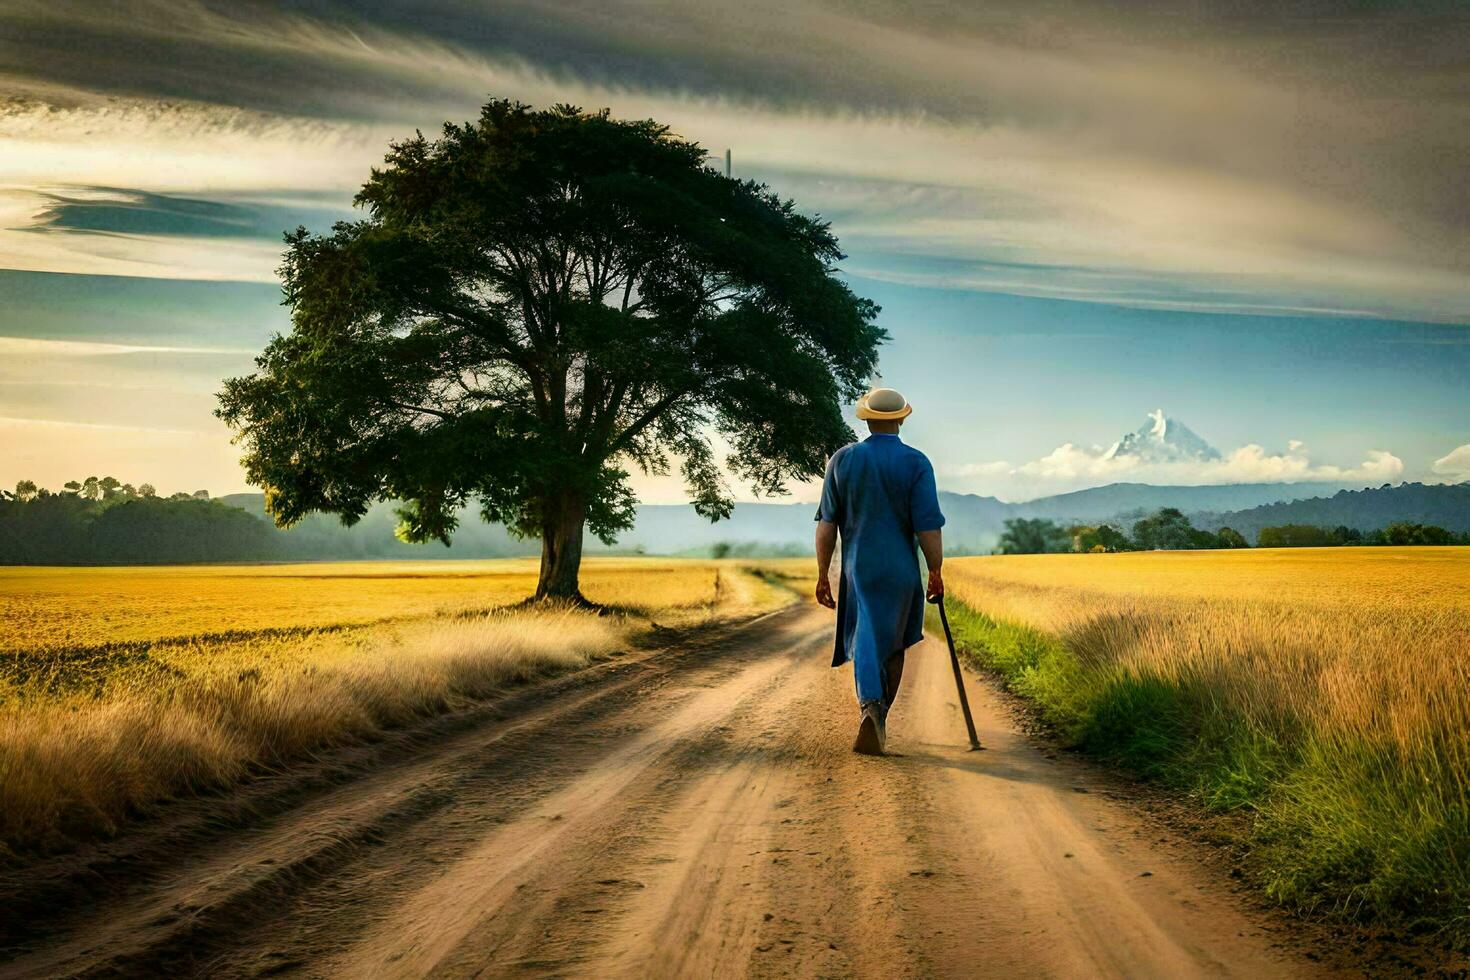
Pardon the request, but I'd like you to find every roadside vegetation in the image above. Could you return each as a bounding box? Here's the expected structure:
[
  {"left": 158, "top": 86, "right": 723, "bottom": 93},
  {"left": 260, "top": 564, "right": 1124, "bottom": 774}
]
[
  {"left": 939, "top": 547, "right": 1470, "bottom": 938},
  {"left": 0, "top": 558, "right": 797, "bottom": 858},
  {"left": 998, "top": 507, "right": 1468, "bottom": 554}
]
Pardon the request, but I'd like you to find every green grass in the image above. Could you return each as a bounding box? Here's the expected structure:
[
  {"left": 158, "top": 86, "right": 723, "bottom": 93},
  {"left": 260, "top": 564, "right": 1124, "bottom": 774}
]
[{"left": 930, "top": 597, "right": 1470, "bottom": 941}]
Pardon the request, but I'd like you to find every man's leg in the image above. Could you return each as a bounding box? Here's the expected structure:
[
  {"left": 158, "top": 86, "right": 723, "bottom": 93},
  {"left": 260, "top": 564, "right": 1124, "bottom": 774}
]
[
  {"left": 882, "top": 649, "right": 906, "bottom": 710},
  {"left": 852, "top": 640, "right": 889, "bottom": 755},
  {"left": 853, "top": 644, "right": 887, "bottom": 708}
]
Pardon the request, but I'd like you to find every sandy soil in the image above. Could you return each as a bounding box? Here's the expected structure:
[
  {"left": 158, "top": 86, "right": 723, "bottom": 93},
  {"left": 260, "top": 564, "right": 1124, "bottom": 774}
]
[{"left": 1, "top": 603, "right": 1333, "bottom": 978}]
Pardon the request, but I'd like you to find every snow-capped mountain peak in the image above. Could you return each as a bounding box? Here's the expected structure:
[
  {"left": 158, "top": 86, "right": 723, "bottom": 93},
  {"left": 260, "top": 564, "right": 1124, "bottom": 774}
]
[{"left": 1103, "top": 410, "right": 1222, "bottom": 464}]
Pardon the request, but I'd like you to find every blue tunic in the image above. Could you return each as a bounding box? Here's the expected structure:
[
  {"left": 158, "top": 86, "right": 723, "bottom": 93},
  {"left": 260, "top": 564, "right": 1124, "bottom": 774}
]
[{"left": 815, "top": 433, "right": 946, "bottom": 703}]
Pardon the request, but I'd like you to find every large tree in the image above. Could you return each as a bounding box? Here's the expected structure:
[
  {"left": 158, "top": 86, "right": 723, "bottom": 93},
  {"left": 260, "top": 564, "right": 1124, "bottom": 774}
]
[{"left": 218, "top": 101, "right": 884, "bottom": 600}]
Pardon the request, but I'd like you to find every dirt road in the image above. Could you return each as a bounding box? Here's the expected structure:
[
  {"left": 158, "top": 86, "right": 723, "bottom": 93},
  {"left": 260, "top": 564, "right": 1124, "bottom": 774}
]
[{"left": 2, "top": 603, "right": 1325, "bottom": 978}]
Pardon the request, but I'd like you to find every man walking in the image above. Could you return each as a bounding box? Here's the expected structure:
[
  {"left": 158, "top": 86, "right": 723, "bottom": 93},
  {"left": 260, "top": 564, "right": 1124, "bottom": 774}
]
[{"left": 815, "top": 387, "right": 945, "bottom": 755}]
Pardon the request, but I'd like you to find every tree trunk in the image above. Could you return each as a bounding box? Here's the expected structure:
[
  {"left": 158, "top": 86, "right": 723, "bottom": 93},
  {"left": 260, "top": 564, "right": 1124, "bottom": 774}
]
[{"left": 534, "top": 495, "right": 587, "bottom": 602}]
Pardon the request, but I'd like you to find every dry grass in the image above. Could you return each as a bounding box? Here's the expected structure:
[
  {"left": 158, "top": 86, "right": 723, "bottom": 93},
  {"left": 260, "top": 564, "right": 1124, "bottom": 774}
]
[
  {"left": 0, "top": 558, "right": 795, "bottom": 858},
  {"left": 0, "top": 557, "right": 760, "bottom": 654},
  {"left": 942, "top": 547, "right": 1470, "bottom": 933}
]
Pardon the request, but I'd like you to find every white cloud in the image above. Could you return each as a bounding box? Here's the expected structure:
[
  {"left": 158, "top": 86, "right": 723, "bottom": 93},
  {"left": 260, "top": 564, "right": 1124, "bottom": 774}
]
[
  {"left": 946, "top": 440, "right": 1404, "bottom": 501},
  {"left": 1432, "top": 444, "right": 1470, "bottom": 477}
]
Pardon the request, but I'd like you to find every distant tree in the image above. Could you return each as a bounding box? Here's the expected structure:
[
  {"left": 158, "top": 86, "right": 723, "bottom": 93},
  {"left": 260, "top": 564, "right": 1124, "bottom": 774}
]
[
  {"left": 13, "top": 479, "right": 38, "bottom": 502},
  {"left": 1096, "top": 524, "right": 1132, "bottom": 552},
  {"left": 1382, "top": 522, "right": 1455, "bottom": 546},
  {"left": 1190, "top": 527, "right": 1227, "bottom": 549},
  {"left": 1420, "top": 524, "right": 1455, "bottom": 545},
  {"left": 999, "top": 518, "right": 1071, "bottom": 554},
  {"left": 0, "top": 483, "right": 92, "bottom": 562},
  {"left": 62, "top": 480, "right": 81, "bottom": 496},
  {"left": 1329, "top": 525, "right": 1362, "bottom": 545},
  {"left": 1258, "top": 524, "right": 1334, "bottom": 548},
  {"left": 80, "top": 476, "right": 101, "bottom": 501},
  {"left": 192, "top": 490, "right": 210, "bottom": 500},
  {"left": 139, "top": 483, "right": 157, "bottom": 498},
  {"left": 1131, "top": 508, "right": 1198, "bottom": 550},
  {"left": 218, "top": 100, "right": 882, "bottom": 601},
  {"left": 1216, "top": 527, "right": 1249, "bottom": 549},
  {"left": 710, "top": 541, "right": 732, "bottom": 559},
  {"left": 98, "top": 476, "right": 122, "bottom": 500},
  {"left": 1071, "top": 523, "right": 1132, "bottom": 553}
]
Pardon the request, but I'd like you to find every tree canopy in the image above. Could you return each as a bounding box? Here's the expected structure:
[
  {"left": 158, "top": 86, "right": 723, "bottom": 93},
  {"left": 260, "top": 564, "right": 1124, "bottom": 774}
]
[{"left": 218, "top": 100, "right": 885, "bottom": 598}]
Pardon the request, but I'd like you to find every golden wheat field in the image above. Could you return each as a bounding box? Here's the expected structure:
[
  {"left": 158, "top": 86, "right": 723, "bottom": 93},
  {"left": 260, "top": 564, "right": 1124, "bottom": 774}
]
[
  {"left": 0, "top": 558, "right": 801, "bottom": 855},
  {"left": 943, "top": 546, "right": 1470, "bottom": 922},
  {"left": 944, "top": 548, "right": 1470, "bottom": 757},
  {"left": 0, "top": 558, "right": 788, "bottom": 654},
  {"left": 949, "top": 546, "right": 1470, "bottom": 614}
]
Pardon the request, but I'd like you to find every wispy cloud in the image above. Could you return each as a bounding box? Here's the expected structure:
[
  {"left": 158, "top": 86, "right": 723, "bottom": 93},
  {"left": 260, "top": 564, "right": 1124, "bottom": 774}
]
[
  {"left": 0, "top": 336, "right": 255, "bottom": 357},
  {"left": 0, "top": 1, "right": 1465, "bottom": 316},
  {"left": 0, "top": 414, "right": 202, "bottom": 435}
]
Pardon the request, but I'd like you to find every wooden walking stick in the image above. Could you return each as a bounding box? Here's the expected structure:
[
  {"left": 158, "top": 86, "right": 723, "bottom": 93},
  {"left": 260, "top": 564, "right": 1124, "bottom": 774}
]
[{"left": 930, "top": 595, "right": 983, "bottom": 751}]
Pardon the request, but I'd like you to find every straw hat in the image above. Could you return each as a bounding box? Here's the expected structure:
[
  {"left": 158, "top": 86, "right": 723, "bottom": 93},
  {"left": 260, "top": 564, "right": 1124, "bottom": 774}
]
[{"left": 856, "top": 387, "right": 912, "bottom": 421}]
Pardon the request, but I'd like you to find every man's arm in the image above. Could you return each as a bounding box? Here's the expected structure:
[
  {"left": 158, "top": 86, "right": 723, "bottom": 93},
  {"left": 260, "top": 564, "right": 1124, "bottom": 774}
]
[
  {"left": 918, "top": 528, "right": 943, "bottom": 601},
  {"left": 910, "top": 453, "right": 946, "bottom": 602},
  {"left": 814, "top": 449, "right": 844, "bottom": 610},
  {"left": 815, "top": 520, "right": 838, "bottom": 609}
]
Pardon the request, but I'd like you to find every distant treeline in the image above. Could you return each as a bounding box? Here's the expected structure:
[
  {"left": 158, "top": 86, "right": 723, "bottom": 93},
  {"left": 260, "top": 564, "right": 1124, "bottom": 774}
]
[
  {"left": 0, "top": 478, "right": 537, "bottom": 564},
  {"left": 704, "top": 541, "right": 811, "bottom": 559},
  {"left": 1255, "top": 522, "right": 1467, "bottom": 547},
  {"left": 1192, "top": 481, "right": 1470, "bottom": 540},
  {"left": 6, "top": 477, "right": 1466, "bottom": 564},
  {"left": 0, "top": 479, "right": 280, "bottom": 564},
  {"left": 998, "top": 508, "right": 1469, "bottom": 554}
]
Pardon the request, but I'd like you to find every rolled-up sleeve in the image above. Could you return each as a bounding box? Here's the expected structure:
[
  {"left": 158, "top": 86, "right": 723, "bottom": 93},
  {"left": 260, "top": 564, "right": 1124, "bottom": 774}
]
[
  {"left": 910, "top": 457, "right": 945, "bottom": 532},
  {"left": 816, "top": 453, "right": 843, "bottom": 524}
]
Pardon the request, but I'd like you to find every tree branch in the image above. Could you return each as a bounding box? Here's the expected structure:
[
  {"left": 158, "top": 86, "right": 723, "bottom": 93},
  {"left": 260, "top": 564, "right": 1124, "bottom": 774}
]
[
  {"left": 607, "top": 389, "right": 689, "bottom": 456},
  {"left": 387, "top": 400, "right": 456, "bottom": 421}
]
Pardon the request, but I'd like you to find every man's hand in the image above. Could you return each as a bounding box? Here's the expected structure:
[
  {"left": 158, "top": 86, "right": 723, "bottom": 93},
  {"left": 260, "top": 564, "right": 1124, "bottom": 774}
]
[
  {"left": 926, "top": 568, "right": 945, "bottom": 604},
  {"left": 814, "top": 519, "right": 838, "bottom": 609},
  {"left": 917, "top": 529, "right": 944, "bottom": 604}
]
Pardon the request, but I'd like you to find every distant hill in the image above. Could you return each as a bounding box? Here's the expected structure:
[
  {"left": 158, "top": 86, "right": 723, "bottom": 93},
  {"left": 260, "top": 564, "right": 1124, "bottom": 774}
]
[
  {"left": 218, "top": 481, "right": 1400, "bottom": 557},
  {"left": 1006, "top": 481, "right": 1362, "bottom": 523},
  {"left": 617, "top": 492, "right": 1015, "bottom": 555},
  {"left": 1194, "top": 482, "right": 1470, "bottom": 541},
  {"left": 218, "top": 494, "right": 533, "bottom": 559}
]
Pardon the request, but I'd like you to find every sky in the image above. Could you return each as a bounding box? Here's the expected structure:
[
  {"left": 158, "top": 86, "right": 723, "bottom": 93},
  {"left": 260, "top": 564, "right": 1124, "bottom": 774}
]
[{"left": 0, "top": 0, "right": 1466, "bottom": 503}]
